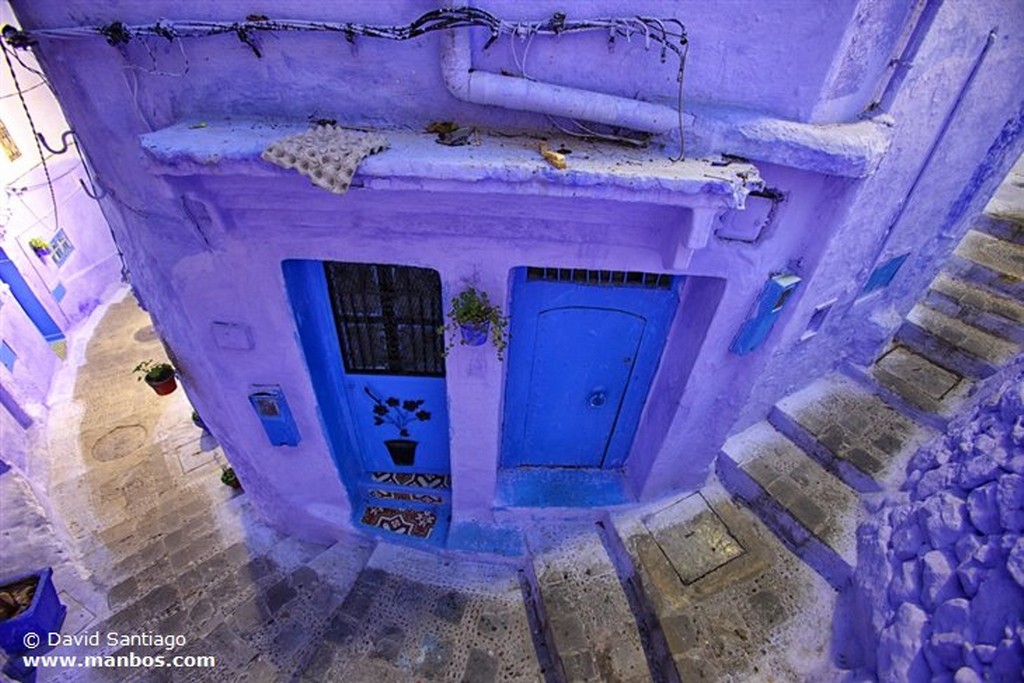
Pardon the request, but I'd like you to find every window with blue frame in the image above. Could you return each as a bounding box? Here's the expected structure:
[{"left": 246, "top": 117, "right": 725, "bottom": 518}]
[{"left": 50, "top": 229, "right": 75, "bottom": 267}]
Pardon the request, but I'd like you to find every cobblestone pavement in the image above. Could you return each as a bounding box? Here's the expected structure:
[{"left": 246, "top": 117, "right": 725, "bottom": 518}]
[
  {"left": 0, "top": 288, "right": 852, "bottom": 682},
  {"left": 5, "top": 171, "right": 1018, "bottom": 681}
]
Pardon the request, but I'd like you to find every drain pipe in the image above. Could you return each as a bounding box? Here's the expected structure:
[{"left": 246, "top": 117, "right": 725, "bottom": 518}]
[
  {"left": 439, "top": 3, "right": 679, "bottom": 134},
  {"left": 439, "top": 2, "right": 890, "bottom": 178}
]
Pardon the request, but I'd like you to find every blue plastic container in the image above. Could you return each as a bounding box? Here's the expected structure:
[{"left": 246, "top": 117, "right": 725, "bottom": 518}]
[
  {"left": 459, "top": 321, "right": 490, "bottom": 346},
  {"left": 0, "top": 568, "right": 67, "bottom": 656}
]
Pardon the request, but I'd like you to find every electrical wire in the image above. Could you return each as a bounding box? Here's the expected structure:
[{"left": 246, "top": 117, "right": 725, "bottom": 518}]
[
  {"left": 1, "top": 40, "right": 58, "bottom": 232},
  {"left": 3, "top": 7, "right": 690, "bottom": 157}
]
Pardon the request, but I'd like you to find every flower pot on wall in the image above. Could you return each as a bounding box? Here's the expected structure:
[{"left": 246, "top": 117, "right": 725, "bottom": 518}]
[
  {"left": 31, "top": 247, "right": 51, "bottom": 258},
  {"left": 459, "top": 321, "right": 490, "bottom": 346},
  {"left": 384, "top": 439, "right": 418, "bottom": 466}
]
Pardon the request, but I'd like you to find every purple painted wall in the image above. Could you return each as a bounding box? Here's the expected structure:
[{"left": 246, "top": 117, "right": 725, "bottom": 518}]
[
  {"left": 8, "top": 0, "right": 1022, "bottom": 542},
  {"left": 1, "top": 1, "right": 121, "bottom": 484}
]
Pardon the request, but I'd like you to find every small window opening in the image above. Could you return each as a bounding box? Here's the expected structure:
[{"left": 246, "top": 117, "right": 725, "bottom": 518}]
[
  {"left": 800, "top": 299, "right": 836, "bottom": 341},
  {"left": 862, "top": 253, "right": 910, "bottom": 296}
]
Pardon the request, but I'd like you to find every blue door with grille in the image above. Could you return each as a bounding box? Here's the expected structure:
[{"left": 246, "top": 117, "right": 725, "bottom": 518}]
[
  {"left": 502, "top": 268, "right": 680, "bottom": 470},
  {"left": 284, "top": 260, "right": 452, "bottom": 544}
]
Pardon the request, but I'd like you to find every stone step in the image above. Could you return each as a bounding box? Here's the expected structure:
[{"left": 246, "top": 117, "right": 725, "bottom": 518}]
[
  {"left": 297, "top": 542, "right": 545, "bottom": 682},
  {"left": 769, "top": 374, "right": 936, "bottom": 492},
  {"left": 860, "top": 347, "right": 971, "bottom": 425},
  {"left": 895, "top": 304, "right": 1019, "bottom": 379},
  {"left": 718, "top": 421, "right": 858, "bottom": 588},
  {"left": 54, "top": 538, "right": 375, "bottom": 682},
  {"left": 947, "top": 229, "right": 1024, "bottom": 299},
  {"left": 968, "top": 214, "right": 1024, "bottom": 247},
  {"left": 612, "top": 481, "right": 841, "bottom": 681},
  {"left": 924, "top": 273, "right": 1024, "bottom": 343},
  {"left": 527, "top": 522, "right": 652, "bottom": 682}
]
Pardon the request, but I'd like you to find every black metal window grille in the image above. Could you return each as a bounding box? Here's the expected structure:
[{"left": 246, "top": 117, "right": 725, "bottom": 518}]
[
  {"left": 324, "top": 262, "right": 445, "bottom": 377},
  {"left": 525, "top": 267, "right": 672, "bottom": 289}
]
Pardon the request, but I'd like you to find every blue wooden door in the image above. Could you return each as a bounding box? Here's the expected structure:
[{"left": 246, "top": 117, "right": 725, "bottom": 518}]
[
  {"left": 503, "top": 269, "right": 679, "bottom": 469},
  {"left": 522, "top": 308, "right": 644, "bottom": 466},
  {"left": 0, "top": 249, "right": 64, "bottom": 343}
]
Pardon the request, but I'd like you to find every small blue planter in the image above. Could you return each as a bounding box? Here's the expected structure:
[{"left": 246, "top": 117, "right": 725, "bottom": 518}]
[
  {"left": 0, "top": 567, "right": 66, "bottom": 656},
  {"left": 459, "top": 321, "right": 490, "bottom": 346}
]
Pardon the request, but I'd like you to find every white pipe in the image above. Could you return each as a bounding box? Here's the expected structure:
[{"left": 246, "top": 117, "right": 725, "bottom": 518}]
[
  {"left": 438, "top": 12, "right": 889, "bottom": 178},
  {"left": 440, "top": 20, "right": 679, "bottom": 134}
]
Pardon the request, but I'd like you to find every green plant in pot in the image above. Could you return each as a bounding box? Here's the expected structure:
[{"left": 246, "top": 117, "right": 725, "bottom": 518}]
[
  {"left": 133, "top": 360, "right": 177, "bottom": 395},
  {"left": 220, "top": 467, "right": 241, "bottom": 489},
  {"left": 364, "top": 386, "right": 430, "bottom": 466},
  {"left": 443, "top": 285, "right": 509, "bottom": 360},
  {"left": 28, "top": 237, "right": 51, "bottom": 257}
]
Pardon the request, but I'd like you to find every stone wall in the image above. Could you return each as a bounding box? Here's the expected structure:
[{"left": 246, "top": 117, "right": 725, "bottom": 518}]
[{"left": 851, "top": 364, "right": 1024, "bottom": 681}]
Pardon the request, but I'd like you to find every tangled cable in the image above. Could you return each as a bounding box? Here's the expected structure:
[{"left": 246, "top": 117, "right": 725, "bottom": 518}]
[{"left": 3, "top": 7, "right": 689, "bottom": 155}]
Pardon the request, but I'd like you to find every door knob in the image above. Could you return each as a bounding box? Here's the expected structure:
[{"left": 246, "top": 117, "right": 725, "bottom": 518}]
[{"left": 588, "top": 391, "right": 607, "bottom": 408}]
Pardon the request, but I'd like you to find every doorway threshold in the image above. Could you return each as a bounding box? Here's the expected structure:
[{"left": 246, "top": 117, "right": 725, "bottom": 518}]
[{"left": 497, "top": 468, "right": 631, "bottom": 508}]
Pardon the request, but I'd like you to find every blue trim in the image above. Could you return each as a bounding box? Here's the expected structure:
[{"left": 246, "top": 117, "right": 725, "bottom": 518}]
[
  {"left": 283, "top": 260, "right": 363, "bottom": 503},
  {"left": 51, "top": 282, "right": 66, "bottom": 303},
  {"left": 0, "top": 249, "right": 64, "bottom": 343},
  {"left": 863, "top": 253, "right": 909, "bottom": 294},
  {"left": 496, "top": 468, "right": 630, "bottom": 507},
  {"left": 0, "top": 341, "right": 16, "bottom": 372},
  {"left": 730, "top": 274, "right": 801, "bottom": 355}
]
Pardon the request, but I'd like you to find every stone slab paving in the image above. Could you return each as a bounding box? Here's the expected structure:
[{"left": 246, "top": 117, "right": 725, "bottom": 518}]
[
  {"left": 772, "top": 373, "right": 936, "bottom": 491},
  {"left": 613, "top": 480, "right": 841, "bottom": 682},
  {"left": 869, "top": 345, "right": 970, "bottom": 421},
  {"left": 926, "top": 273, "right": 1024, "bottom": 343},
  {"left": 0, "top": 469, "right": 106, "bottom": 651},
  {"left": 898, "top": 304, "right": 1019, "bottom": 378},
  {"left": 949, "top": 229, "right": 1024, "bottom": 299},
  {"left": 526, "top": 522, "right": 649, "bottom": 682},
  {"left": 298, "top": 543, "right": 544, "bottom": 682},
  {"left": 719, "top": 421, "right": 859, "bottom": 572}
]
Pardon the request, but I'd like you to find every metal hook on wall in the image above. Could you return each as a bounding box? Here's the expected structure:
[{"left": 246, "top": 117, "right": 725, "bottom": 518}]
[
  {"left": 36, "top": 130, "right": 76, "bottom": 155},
  {"left": 79, "top": 175, "right": 107, "bottom": 200},
  {"left": 37, "top": 129, "right": 108, "bottom": 199}
]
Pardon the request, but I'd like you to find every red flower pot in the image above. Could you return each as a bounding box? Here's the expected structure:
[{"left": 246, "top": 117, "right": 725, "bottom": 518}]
[{"left": 145, "top": 372, "right": 177, "bottom": 396}]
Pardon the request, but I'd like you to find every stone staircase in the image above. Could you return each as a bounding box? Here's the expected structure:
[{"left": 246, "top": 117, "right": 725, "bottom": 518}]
[
  {"left": 718, "top": 217, "right": 1024, "bottom": 631},
  {"left": 22, "top": 208, "right": 1021, "bottom": 681}
]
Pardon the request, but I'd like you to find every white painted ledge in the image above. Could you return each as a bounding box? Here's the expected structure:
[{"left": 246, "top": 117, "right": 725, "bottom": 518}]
[{"left": 140, "top": 120, "right": 765, "bottom": 268}]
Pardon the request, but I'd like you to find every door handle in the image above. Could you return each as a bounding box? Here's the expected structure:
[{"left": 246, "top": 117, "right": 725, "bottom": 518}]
[{"left": 588, "top": 391, "right": 607, "bottom": 408}]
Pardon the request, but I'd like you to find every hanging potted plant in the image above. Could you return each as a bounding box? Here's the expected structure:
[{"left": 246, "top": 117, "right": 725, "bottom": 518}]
[
  {"left": 27, "top": 238, "right": 51, "bottom": 258},
  {"left": 364, "top": 386, "right": 431, "bottom": 466},
  {"left": 0, "top": 567, "right": 66, "bottom": 680},
  {"left": 443, "top": 285, "right": 509, "bottom": 360},
  {"left": 132, "top": 360, "right": 177, "bottom": 395},
  {"left": 220, "top": 467, "right": 241, "bottom": 489}
]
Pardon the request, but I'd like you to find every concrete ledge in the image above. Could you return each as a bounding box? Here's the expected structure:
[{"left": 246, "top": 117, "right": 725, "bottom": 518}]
[
  {"left": 687, "top": 103, "right": 892, "bottom": 178},
  {"left": 140, "top": 120, "right": 762, "bottom": 209}
]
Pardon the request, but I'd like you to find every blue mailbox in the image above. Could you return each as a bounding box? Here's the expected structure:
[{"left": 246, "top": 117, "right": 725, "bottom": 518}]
[
  {"left": 248, "top": 385, "right": 300, "bottom": 447},
  {"left": 730, "top": 274, "right": 802, "bottom": 356}
]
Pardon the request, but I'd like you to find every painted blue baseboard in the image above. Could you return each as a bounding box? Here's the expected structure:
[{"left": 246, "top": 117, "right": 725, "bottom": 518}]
[{"left": 496, "top": 467, "right": 630, "bottom": 507}]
